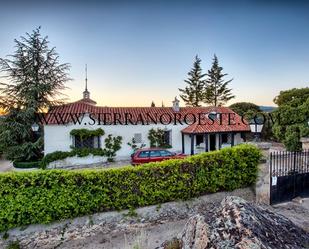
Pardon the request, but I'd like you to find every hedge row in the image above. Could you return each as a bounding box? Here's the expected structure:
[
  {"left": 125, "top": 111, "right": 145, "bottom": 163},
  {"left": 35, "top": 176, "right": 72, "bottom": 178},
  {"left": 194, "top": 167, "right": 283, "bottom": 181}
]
[
  {"left": 0, "top": 144, "right": 261, "bottom": 232},
  {"left": 13, "top": 161, "right": 41, "bottom": 168}
]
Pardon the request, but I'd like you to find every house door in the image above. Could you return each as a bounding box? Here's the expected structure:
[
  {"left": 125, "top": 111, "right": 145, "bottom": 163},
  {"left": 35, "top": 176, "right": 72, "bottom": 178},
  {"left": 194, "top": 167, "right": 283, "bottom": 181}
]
[{"left": 209, "top": 134, "right": 216, "bottom": 151}]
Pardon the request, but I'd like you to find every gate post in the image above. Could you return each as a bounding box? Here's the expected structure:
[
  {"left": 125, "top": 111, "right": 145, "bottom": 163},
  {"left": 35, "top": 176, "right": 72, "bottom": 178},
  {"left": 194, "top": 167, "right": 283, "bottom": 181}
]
[
  {"left": 300, "top": 137, "right": 309, "bottom": 150},
  {"left": 293, "top": 151, "right": 297, "bottom": 199},
  {"left": 253, "top": 142, "right": 272, "bottom": 205}
]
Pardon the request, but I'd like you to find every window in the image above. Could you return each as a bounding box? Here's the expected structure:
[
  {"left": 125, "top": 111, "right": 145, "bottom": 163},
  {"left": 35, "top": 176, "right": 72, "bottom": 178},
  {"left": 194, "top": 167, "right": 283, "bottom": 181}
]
[
  {"left": 74, "top": 136, "right": 100, "bottom": 149},
  {"left": 160, "top": 150, "right": 173, "bottom": 157},
  {"left": 196, "top": 134, "right": 204, "bottom": 146},
  {"left": 134, "top": 133, "right": 142, "bottom": 143},
  {"left": 163, "top": 130, "right": 172, "bottom": 146},
  {"left": 150, "top": 150, "right": 161, "bottom": 157},
  {"left": 138, "top": 151, "right": 149, "bottom": 158},
  {"left": 221, "top": 134, "right": 228, "bottom": 144}
]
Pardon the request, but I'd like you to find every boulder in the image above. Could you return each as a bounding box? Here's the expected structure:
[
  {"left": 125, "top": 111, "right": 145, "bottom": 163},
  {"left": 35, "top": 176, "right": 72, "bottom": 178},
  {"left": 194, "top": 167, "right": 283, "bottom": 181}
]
[
  {"left": 159, "top": 196, "right": 309, "bottom": 249},
  {"left": 207, "top": 196, "right": 309, "bottom": 248},
  {"left": 181, "top": 214, "right": 209, "bottom": 249}
]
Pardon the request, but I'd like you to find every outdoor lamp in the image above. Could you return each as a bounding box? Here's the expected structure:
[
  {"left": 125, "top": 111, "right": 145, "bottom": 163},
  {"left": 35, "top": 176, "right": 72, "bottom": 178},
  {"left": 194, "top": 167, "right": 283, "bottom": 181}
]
[
  {"left": 31, "top": 123, "right": 40, "bottom": 132},
  {"left": 250, "top": 118, "right": 264, "bottom": 141}
]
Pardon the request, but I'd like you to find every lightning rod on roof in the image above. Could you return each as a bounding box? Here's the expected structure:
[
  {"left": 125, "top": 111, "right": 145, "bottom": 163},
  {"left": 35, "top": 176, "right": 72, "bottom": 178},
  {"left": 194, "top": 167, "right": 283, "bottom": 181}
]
[{"left": 85, "top": 64, "right": 88, "bottom": 91}]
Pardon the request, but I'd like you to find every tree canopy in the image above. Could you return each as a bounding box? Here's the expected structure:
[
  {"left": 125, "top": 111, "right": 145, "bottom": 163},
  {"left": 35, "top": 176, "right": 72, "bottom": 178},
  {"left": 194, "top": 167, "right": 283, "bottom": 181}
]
[
  {"left": 229, "top": 102, "right": 260, "bottom": 116},
  {"left": 179, "top": 55, "right": 206, "bottom": 107},
  {"left": 272, "top": 87, "right": 309, "bottom": 151},
  {"left": 0, "top": 27, "right": 70, "bottom": 161},
  {"left": 204, "top": 55, "right": 235, "bottom": 106},
  {"left": 274, "top": 87, "right": 309, "bottom": 107}
]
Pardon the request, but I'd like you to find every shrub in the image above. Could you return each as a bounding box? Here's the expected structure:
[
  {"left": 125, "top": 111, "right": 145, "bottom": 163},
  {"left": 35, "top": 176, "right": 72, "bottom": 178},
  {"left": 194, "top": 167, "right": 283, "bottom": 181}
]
[
  {"left": 127, "top": 137, "right": 146, "bottom": 152},
  {"left": 13, "top": 161, "right": 41, "bottom": 169},
  {"left": 148, "top": 128, "right": 170, "bottom": 148},
  {"left": 40, "top": 148, "right": 106, "bottom": 169},
  {"left": 0, "top": 144, "right": 261, "bottom": 232},
  {"left": 103, "top": 134, "right": 122, "bottom": 162},
  {"left": 6, "top": 241, "right": 20, "bottom": 249}
]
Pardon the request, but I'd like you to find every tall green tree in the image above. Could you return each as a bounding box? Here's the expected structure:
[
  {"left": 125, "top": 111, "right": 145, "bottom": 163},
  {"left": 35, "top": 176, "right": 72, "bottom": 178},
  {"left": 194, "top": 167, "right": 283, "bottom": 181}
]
[
  {"left": 204, "top": 55, "right": 235, "bottom": 106},
  {"left": 179, "top": 55, "right": 206, "bottom": 107},
  {"left": 272, "top": 87, "right": 309, "bottom": 151},
  {"left": 274, "top": 88, "right": 309, "bottom": 107},
  {"left": 0, "top": 27, "right": 70, "bottom": 161}
]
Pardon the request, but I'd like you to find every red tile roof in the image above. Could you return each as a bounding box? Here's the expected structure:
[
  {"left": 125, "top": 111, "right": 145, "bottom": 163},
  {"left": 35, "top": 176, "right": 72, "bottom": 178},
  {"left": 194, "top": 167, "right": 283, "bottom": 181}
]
[
  {"left": 75, "top": 98, "right": 97, "bottom": 105},
  {"left": 44, "top": 101, "right": 250, "bottom": 133},
  {"left": 181, "top": 115, "right": 250, "bottom": 134}
]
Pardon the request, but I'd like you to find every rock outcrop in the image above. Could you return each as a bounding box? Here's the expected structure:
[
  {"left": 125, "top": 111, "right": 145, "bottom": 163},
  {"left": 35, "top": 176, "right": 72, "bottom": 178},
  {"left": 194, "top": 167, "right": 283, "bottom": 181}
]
[
  {"left": 181, "top": 214, "right": 209, "bottom": 249},
  {"left": 160, "top": 196, "right": 309, "bottom": 249}
]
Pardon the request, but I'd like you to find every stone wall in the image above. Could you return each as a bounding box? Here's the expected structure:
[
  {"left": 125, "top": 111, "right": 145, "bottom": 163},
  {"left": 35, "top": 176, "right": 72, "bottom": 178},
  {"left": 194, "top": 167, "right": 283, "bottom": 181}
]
[
  {"left": 47, "top": 155, "right": 107, "bottom": 169},
  {"left": 252, "top": 142, "right": 271, "bottom": 205},
  {"left": 301, "top": 137, "right": 309, "bottom": 150}
]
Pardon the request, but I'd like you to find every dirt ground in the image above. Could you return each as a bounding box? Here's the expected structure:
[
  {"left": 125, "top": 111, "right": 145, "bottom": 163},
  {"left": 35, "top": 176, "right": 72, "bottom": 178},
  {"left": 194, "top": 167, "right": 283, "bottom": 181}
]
[{"left": 57, "top": 220, "right": 186, "bottom": 249}]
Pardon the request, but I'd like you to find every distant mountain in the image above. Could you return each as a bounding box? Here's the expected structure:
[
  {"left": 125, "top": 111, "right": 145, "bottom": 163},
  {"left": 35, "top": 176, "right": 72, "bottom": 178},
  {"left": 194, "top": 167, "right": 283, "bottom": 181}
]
[{"left": 259, "top": 106, "right": 277, "bottom": 112}]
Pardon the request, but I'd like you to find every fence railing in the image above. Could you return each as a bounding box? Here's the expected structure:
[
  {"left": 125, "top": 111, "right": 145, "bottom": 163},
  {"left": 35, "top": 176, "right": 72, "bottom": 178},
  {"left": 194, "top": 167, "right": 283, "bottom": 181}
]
[{"left": 270, "top": 150, "right": 309, "bottom": 177}]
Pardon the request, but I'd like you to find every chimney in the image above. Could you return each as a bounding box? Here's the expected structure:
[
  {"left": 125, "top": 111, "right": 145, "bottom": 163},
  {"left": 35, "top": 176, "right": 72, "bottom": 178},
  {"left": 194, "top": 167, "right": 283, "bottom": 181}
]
[{"left": 172, "top": 96, "right": 180, "bottom": 112}]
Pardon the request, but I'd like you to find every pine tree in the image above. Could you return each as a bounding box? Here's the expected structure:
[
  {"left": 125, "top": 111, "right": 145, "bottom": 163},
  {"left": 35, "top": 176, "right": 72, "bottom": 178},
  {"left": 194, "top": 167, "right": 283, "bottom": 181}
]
[
  {"left": 179, "top": 55, "right": 206, "bottom": 107},
  {"left": 151, "top": 101, "right": 155, "bottom": 107},
  {"left": 204, "top": 55, "right": 235, "bottom": 106},
  {"left": 0, "top": 27, "right": 70, "bottom": 161}
]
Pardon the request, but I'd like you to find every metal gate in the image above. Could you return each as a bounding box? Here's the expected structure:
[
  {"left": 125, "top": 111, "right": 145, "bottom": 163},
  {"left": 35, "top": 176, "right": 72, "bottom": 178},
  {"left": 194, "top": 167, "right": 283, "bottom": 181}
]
[{"left": 270, "top": 150, "right": 309, "bottom": 205}]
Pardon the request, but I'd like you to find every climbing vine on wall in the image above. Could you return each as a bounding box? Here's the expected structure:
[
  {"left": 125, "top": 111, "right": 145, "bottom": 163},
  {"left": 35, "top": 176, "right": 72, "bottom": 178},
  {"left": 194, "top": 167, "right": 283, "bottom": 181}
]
[
  {"left": 148, "top": 128, "right": 170, "bottom": 148},
  {"left": 103, "top": 134, "right": 123, "bottom": 162},
  {"left": 70, "top": 128, "right": 105, "bottom": 140},
  {"left": 127, "top": 137, "right": 146, "bottom": 152}
]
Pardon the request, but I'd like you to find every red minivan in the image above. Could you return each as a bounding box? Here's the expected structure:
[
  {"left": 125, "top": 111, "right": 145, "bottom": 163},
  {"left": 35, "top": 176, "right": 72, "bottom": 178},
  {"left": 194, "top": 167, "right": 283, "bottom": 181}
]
[{"left": 131, "top": 148, "right": 186, "bottom": 165}]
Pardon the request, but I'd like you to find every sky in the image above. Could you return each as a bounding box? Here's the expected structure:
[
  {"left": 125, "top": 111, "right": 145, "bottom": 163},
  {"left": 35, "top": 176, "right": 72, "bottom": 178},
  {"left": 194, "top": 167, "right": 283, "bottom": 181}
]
[{"left": 0, "top": 0, "right": 308, "bottom": 107}]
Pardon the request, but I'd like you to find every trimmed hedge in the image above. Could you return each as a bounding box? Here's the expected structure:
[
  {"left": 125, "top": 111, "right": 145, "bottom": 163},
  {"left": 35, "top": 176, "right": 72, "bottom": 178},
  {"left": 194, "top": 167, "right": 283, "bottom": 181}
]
[
  {"left": 13, "top": 161, "right": 41, "bottom": 169},
  {"left": 0, "top": 144, "right": 261, "bottom": 232}
]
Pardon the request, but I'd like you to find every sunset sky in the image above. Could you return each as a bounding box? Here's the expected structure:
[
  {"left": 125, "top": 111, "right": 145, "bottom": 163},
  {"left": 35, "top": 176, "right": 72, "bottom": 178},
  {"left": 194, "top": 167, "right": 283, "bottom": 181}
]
[{"left": 0, "top": 0, "right": 309, "bottom": 107}]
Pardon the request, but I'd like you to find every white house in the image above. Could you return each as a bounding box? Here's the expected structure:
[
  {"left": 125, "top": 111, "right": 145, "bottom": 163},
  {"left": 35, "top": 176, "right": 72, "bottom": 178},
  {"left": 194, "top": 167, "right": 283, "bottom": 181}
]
[{"left": 43, "top": 86, "right": 250, "bottom": 161}]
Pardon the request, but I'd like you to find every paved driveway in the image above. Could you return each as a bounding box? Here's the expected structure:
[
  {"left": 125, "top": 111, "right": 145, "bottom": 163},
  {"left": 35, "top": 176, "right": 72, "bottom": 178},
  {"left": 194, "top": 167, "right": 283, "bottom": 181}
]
[
  {"left": 272, "top": 198, "right": 309, "bottom": 232},
  {"left": 0, "top": 159, "right": 132, "bottom": 172},
  {"left": 0, "top": 159, "right": 13, "bottom": 172}
]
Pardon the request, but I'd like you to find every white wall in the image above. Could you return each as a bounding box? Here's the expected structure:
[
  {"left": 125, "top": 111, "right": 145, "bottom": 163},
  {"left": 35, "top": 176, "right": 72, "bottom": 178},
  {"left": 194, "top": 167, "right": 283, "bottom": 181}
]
[
  {"left": 44, "top": 115, "right": 186, "bottom": 160},
  {"left": 47, "top": 155, "right": 107, "bottom": 169},
  {"left": 44, "top": 115, "right": 244, "bottom": 160}
]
